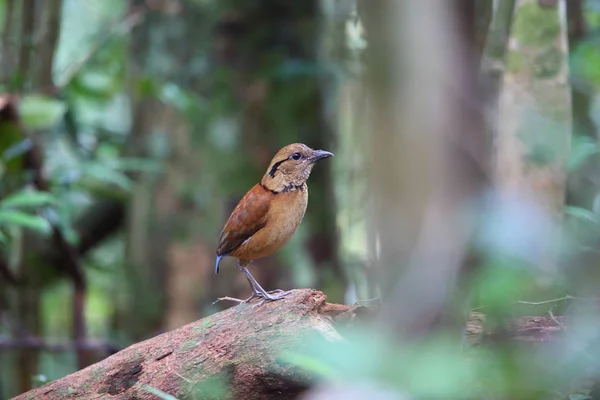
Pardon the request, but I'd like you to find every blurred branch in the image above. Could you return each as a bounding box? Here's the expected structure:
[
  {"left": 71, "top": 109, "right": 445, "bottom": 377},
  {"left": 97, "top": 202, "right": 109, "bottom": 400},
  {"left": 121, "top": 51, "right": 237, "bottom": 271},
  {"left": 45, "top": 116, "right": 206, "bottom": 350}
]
[{"left": 74, "top": 200, "right": 126, "bottom": 256}]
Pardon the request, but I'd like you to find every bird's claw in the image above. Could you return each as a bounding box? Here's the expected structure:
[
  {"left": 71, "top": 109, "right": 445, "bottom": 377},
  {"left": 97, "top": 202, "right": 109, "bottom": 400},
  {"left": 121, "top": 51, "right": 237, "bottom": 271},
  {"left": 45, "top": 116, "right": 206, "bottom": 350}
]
[{"left": 214, "top": 289, "right": 291, "bottom": 307}]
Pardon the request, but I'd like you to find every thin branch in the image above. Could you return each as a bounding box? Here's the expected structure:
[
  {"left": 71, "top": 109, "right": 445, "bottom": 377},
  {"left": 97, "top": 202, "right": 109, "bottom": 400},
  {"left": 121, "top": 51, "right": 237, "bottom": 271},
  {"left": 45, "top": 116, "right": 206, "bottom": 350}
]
[{"left": 516, "top": 295, "right": 576, "bottom": 306}]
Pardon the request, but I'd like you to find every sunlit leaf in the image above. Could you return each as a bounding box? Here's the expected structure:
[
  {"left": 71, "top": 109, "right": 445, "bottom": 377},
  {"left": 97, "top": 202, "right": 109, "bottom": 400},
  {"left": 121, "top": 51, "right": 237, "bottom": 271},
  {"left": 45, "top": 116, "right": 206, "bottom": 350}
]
[
  {"left": 1, "top": 191, "right": 57, "bottom": 209},
  {"left": 0, "top": 210, "right": 51, "bottom": 233},
  {"left": 19, "top": 95, "right": 66, "bottom": 129}
]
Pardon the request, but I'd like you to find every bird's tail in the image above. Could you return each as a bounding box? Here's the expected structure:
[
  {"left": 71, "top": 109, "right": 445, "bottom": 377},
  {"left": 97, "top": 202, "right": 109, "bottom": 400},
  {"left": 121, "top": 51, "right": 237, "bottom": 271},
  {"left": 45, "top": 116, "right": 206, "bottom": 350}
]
[{"left": 215, "top": 254, "right": 226, "bottom": 274}]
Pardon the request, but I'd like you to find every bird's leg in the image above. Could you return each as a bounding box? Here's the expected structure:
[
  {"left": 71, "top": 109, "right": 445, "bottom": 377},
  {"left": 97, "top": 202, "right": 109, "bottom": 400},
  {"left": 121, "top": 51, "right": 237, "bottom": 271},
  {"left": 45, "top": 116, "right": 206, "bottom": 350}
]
[
  {"left": 212, "top": 263, "right": 261, "bottom": 304},
  {"left": 213, "top": 264, "right": 291, "bottom": 306},
  {"left": 240, "top": 267, "right": 292, "bottom": 303}
]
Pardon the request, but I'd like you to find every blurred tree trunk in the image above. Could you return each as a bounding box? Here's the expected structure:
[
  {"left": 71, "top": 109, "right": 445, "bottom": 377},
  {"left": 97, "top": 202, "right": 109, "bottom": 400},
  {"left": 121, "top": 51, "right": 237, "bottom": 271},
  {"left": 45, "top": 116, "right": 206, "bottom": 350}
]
[
  {"left": 2, "top": 0, "right": 65, "bottom": 396},
  {"left": 494, "top": 0, "right": 571, "bottom": 276},
  {"left": 123, "top": 4, "right": 210, "bottom": 338},
  {"left": 565, "top": 0, "right": 598, "bottom": 210},
  {"left": 360, "top": 0, "right": 490, "bottom": 336}
]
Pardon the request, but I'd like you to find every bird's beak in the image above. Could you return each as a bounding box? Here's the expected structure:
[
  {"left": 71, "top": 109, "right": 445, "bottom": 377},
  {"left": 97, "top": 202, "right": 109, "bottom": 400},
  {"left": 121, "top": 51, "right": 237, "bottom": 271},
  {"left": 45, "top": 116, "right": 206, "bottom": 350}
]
[{"left": 309, "top": 149, "right": 334, "bottom": 163}]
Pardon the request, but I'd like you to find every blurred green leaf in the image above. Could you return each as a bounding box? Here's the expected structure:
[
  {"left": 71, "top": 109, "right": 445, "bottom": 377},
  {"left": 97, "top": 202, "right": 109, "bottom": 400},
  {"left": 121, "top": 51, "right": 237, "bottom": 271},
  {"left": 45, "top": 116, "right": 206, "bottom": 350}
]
[
  {"left": 0, "top": 210, "right": 50, "bottom": 233},
  {"left": 71, "top": 70, "right": 120, "bottom": 102},
  {"left": 567, "top": 136, "right": 599, "bottom": 172},
  {"left": 81, "top": 164, "right": 133, "bottom": 191},
  {"left": 19, "top": 95, "right": 67, "bottom": 129},
  {"left": 565, "top": 206, "right": 599, "bottom": 225},
  {"left": 108, "top": 158, "right": 162, "bottom": 173},
  {"left": 158, "top": 82, "right": 204, "bottom": 115},
  {"left": 1, "top": 191, "right": 57, "bottom": 209},
  {"left": 140, "top": 385, "right": 179, "bottom": 400},
  {"left": 570, "top": 394, "right": 592, "bottom": 400},
  {"left": 280, "top": 352, "right": 339, "bottom": 380},
  {"left": 570, "top": 38, "right": 600, "bottom": 90}
]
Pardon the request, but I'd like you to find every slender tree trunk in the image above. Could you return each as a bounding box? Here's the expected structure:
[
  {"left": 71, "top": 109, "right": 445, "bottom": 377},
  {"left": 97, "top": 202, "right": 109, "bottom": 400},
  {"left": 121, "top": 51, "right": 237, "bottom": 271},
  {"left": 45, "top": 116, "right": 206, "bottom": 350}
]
[{"left": 494, "top": 0, "right": 571, "bottom": 277}]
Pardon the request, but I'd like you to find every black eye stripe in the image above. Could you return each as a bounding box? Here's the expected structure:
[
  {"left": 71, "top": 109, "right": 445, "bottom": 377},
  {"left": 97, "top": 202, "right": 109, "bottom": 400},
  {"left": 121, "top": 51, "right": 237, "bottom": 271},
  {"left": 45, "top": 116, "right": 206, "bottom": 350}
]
[{"left": 268, "top": 153, "right": 303, "bottom": 178}]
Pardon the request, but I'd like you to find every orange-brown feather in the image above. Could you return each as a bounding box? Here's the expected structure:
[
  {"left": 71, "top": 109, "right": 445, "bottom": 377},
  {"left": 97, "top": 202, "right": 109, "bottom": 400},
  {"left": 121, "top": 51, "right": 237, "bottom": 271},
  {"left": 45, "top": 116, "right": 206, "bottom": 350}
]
[
  {"left": 216, "top": 184, "right": 274, "bottom": 257},
  {"left": 228, "top": 185, "right": 307, "bottom": 261}
]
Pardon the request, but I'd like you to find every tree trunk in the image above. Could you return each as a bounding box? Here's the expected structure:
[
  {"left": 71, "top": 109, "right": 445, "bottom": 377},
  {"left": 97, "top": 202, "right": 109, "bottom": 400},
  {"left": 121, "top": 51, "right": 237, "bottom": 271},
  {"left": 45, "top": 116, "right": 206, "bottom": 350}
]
[{"left": 495, "top": 0, "right": 572, "bottom": 275}]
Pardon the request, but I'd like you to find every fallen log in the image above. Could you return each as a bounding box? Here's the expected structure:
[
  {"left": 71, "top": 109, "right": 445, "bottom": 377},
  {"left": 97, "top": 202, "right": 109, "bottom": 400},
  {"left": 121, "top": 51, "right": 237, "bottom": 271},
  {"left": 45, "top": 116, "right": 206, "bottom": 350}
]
[{"left": 14, "top": 289, "right": 565, "bottom": 400}]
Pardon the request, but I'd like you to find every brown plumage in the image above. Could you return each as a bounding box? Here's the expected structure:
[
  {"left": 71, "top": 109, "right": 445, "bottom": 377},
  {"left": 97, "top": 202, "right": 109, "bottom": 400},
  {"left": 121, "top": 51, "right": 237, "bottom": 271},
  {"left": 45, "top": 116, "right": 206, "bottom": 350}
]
[{"left": 215, "top": 143, "right": 333, "bottom": 304}]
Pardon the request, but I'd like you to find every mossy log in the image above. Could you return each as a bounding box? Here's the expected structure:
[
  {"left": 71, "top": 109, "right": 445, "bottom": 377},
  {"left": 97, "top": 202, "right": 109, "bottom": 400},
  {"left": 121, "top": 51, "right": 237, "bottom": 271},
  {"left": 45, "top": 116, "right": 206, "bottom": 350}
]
[{"left": 14, "top": 289, "right": 565, "bottom": 400}]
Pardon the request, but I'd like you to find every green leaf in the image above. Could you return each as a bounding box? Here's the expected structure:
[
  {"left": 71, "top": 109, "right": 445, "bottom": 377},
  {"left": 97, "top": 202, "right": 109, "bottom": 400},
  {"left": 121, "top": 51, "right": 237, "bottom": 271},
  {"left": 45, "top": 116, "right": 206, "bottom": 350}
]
[
  {"left": 565, "top": 206, "right": 599, "bottom": 225},
  {"left": 0, "top": 210, "right": 51, "bottom": 233},
  {"left": 109, "top": 158, "right": 162, "bottom": 173},
  {"left": 280, "top": 352, "right": 338, "bottom": 380},
  {"left": 567, "top": 136, "right": 599, "bottom": 172},
  {"left": 18, "top": 95, "right": 66, "bottom": 129},
  {"left": 82, "top": 164, "right": 133, "bottom": 191},
  {"left": 1, "top": 191, "right": 57, "bottom": 209},
  {"left": 140, "top": 385, "right": 179, "bottom": 400}
]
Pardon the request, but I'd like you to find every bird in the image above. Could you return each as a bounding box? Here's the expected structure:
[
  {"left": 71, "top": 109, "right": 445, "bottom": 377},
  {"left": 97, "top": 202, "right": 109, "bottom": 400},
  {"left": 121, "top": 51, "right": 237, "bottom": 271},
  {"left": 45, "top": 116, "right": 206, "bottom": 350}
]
[{"left": 215, "top": 143, "right": 333, "bottom": 305}]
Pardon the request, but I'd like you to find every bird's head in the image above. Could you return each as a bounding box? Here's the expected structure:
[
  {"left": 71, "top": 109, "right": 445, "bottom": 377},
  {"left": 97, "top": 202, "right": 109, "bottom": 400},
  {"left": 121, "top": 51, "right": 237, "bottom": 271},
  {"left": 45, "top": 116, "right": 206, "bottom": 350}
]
[{"left": 261, "top": 143, "right": 333, "bottom": 192}]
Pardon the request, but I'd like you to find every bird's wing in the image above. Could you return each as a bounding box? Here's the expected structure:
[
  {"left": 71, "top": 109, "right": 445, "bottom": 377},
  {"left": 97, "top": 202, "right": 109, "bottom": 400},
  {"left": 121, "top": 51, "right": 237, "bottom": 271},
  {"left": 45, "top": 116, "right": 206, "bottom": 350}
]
[{"left": 216, "top": 184, "right": 274, "bottom": 256}]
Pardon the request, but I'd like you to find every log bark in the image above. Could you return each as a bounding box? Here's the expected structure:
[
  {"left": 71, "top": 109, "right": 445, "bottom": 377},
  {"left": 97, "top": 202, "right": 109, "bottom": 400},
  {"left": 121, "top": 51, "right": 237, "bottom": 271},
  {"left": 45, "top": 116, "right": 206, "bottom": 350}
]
[{"left": 14, "top": 289, "right": 566, "bottom": 400}]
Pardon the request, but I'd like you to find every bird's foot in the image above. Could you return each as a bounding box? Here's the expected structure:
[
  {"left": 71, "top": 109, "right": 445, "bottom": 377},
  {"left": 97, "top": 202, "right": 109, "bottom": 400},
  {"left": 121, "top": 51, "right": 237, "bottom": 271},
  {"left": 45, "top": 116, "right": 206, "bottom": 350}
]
[{"left": 253, "top": 289, "right": 292, "bottom": 307}]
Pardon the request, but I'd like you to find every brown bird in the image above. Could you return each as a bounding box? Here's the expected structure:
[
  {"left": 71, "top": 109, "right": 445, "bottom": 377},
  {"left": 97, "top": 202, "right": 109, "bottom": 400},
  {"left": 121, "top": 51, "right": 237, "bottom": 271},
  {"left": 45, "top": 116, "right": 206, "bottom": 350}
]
[{"left": 215, "top": 143, "right": 333, "bottom": 304}]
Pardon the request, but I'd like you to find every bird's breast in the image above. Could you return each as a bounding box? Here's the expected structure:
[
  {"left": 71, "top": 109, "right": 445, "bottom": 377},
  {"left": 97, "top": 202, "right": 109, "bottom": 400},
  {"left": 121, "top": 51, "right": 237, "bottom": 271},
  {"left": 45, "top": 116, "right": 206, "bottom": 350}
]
[{"left": 231, "top": 188, "right": 308, "bottom": 260}]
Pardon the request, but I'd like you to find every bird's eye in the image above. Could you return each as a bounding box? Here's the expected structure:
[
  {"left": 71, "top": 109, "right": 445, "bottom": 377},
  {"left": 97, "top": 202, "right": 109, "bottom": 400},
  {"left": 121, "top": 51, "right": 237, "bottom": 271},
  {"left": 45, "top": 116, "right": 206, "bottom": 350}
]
[{"left": 290, "top": 152, "right": 302, "bottom": 160}]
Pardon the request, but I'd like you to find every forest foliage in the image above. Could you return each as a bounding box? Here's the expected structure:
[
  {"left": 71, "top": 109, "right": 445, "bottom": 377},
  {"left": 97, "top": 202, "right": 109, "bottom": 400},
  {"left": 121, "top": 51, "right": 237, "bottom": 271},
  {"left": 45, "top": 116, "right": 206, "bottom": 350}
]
[{"left": 2, "top": 0, "right": 600, "bottom": 399}]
